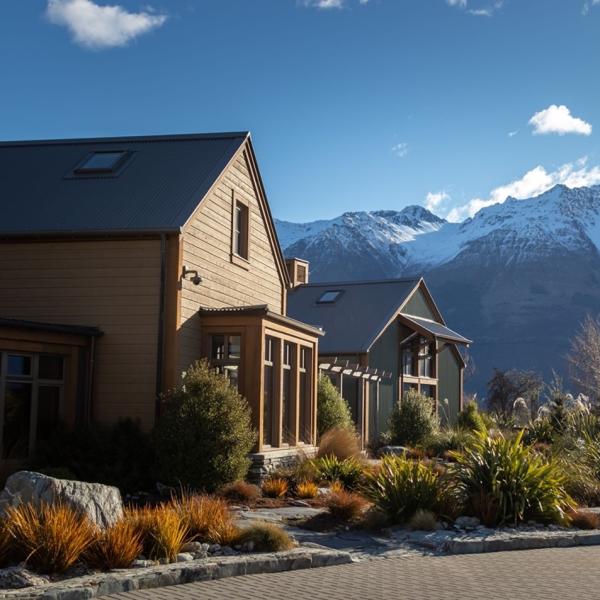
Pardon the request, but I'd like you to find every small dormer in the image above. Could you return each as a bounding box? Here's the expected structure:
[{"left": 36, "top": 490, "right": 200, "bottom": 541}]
[{"left": 286, "top": 258, "right": 309, "bottom": 288}]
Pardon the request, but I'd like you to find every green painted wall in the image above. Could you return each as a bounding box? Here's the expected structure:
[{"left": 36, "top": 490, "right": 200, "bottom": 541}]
[
  {"left": 438, "top": 344, "right": 461, "bottom": 425},
  {"left": 368, "top": 322, "right": 398, "bottom": 436},
  {"left": 401, "top": 288, "right": 437, "bottom": 320}
]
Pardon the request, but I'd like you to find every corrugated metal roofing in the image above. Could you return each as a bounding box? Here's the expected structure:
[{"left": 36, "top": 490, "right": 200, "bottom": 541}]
[
  {"left": 0, "top": 132, "right": 248, "bottom": 235},
  {"left": 400, "top": 314, "right": 472, "bottom": 345},
  {"left": 287, "top": 279, "right": 420, "bottom": 354}
]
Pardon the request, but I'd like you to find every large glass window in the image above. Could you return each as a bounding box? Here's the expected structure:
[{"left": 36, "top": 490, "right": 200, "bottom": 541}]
[
  {"left": 210, "top": 334, "right": 241, "bottom": 389},
  {"left": 0, "top": 352, "right": 64, "bottom": 459},
  {"left": 263, "top": 337, "right": 277, "bottom": 446},
  {"left": 418, "top": 340, "right": 434, "bottom": 378},
  {"left": 401, "top": 344, "right": 414, "bottom": 376},
  {"left": 282, "top": 342, "right": 296, "bottom": 445}
]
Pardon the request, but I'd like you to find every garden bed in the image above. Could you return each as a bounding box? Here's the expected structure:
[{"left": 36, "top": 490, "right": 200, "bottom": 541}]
[{"left": 0, "top": 547, "right": 352, "bottom": 599}]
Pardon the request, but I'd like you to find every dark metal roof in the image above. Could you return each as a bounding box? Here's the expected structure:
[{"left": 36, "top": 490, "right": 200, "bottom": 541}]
[
  {"left": 287, "top": 279, "right": 421, "bottom": 353},
  {"left": 0, "top": 317, "right": 103, "bottom": 337},
  {"left": 199, "top": 305, "right": 324, "bottom": 337},
  {"left": 0, "top": 132, "right": 248, "bottom": 236},
  {"left": 399, "top": 314, "right": 472, "bottom": 345}
]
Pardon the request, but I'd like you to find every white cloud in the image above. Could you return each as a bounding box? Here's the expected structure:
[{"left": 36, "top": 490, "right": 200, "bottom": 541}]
[
  {"left": 583, "top": 0, "right": 600, "bottom": 15},
  {"left": 46, "top": 0, "right": 167, "bottom": 49},
  {"left": 508, "top": 130, "right": 519, "bottom": 138},
  {"left": 391, "top": 142, "right": 409, "bottom": 158},
  {"left": 446, "top": 0, "right": 503, "bottom": 16},
  {"left": 302, "top": 0, "right": 369, "bottom": 8},
  {"left": 424, "top": 191, "right": 451, "bottom": 212},
  {"left": 529, "top": 104, "right": 592, "bottom": 136},
  {"left": 446, "top": 157, "right": 600, "bottom": 222}
]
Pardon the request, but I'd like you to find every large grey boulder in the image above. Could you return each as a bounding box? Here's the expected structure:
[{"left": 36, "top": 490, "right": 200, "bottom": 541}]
[{"left": 0, "top": 471, "right": 124, "bottom": 529}]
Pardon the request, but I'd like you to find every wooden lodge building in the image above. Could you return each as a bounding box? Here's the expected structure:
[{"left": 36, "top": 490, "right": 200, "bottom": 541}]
[
  {"left": 287, "top": 272, "right": 471, "bottom": 443},
  {"left": 0, "top": 132, "right": 323, "bottom": 476}
]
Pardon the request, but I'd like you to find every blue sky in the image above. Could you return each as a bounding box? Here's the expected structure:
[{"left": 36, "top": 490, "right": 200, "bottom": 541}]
[{"left": 1, "top": 0, "right": 600, "bottom": 222}]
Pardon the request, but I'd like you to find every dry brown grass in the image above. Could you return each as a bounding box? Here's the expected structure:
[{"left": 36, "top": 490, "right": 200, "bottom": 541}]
[
  {"left": 317, "top": 428, "right": 362, "bottom": 460},
  {"left": 234, "top": 522, "right": 294, "bottom": 552},
  {"left": 261, "top": 478, "right": 289, "bottom": 498},
  {"left": 218, "top": 481, "right": 261, "bottom": 503},
  {"left": 567, "top": 508, "right": 600, "bottom": 530},
  {"left": 126, "top": 505, "right": 189, "bottom": 562},
  {"left": 296, "top": 481, "right": 319, "bottom": 499},
  {"left": 6, "top": 502, "right": 95, "bottom": 574},
  {"left": 174, "top": 495, "right": 239, "bottom": 545},
  {"left": 329, "top": 480, "right": 344, "bottom": 494},
  {"left": 325, "top": 490, "right": 368, "bottom": 521},
  {"left": 86, "top": 520, "right": 143, "bottom": 570}
]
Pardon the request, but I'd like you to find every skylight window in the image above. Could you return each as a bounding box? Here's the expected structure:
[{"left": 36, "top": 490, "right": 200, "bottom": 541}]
[
  {"left": 74, "top": 151, "right": 128, "bottom": 174},
  {"left": 317, "top": 290, "right": 343, "bottom": 304}
]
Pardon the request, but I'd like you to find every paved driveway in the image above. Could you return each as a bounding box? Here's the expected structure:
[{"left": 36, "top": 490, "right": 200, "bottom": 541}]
[{"left": 105, "top": 546, "right": 599, "bottom": 600}]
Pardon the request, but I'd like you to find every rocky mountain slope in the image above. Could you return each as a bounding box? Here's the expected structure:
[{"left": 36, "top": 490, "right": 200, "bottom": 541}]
[{"left": 276, "top": 185, "right": 600, "bottom": 396}]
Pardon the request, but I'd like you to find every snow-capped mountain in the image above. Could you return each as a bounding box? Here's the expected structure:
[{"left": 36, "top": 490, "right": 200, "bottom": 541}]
[{"left": 276, "top": 185, "right": 600, "bottom": 395}]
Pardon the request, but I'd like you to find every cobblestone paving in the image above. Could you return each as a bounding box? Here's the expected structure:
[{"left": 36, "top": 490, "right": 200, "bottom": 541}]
[{"left": 105, "top": 546, "right": 600, "bottom": 600}]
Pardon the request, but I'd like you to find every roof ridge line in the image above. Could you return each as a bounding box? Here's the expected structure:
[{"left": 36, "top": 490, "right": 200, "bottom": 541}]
[
  {"left": 0, "top": 131, "right": 250, "bottom": 148},
  {"left": 296, "top": 277, "right": 421, "bottom": 288}
]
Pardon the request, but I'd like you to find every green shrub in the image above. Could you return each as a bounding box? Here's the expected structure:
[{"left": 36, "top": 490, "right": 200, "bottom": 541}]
[
  {"left": 317, "top": 375, "right": 354, "bottom": 437},
  {"left": 408, "top": 509, "right": 438, "bottom": 531},
  {"left": 420, "top": 428, "right": 472, "bottom": 458},
  {"left": 363, "top": 455, "right": 447, "bottom": 524},
  {"left": 155, "top": 361, "right": 257, "bottom": 491},
  {"left": 33, "top": 419, "right": 156, "bottom": 494},
  {"left": 235, "top": 522, "right": 294, "bottom": 552},
  {"left": 449, "top": 429, "right": 573, "bottom": 526},
  {"left": 389, "top": 389, "right": 439, "bottom": 447},
  {"left": 523, "top": 417, "right": 555, "bottom": 445},
  {"left": 457, "top": 403, "right": 485, "bottom": 433},
  {"left": 311, "top": 455, "right": 364, "bottom": 491}
]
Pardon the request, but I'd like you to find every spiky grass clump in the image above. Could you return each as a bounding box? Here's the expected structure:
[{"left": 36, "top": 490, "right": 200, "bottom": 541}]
[
  {"left": 363, "top": 455, "right": 445, "bottom": 525},
  {"left": 296, "top": 481, "right": 319, "bottom": 499},
  {"left": 6, "top": 502, "right": 95, "bottom": 573},
  {"left": 86, "top": 520, "right": 143, "bottom": 570},
  {"left": 325, "top": 490, "right": 368, "bottom": 521},
  {"left": 235, "top": 522, "right": 294, "bottom": 552},
  {"left": 311, "top": 455, "right": 364, "bottom": 491},
  {"left": 449, "top": 429, "right": 574, "bottom": 526},
  {"left": 261, "top": 478, "right": 289, "bottom": 498},
  {"left": 174, "top": 495, "right": 238, "bottom": 546},
  {"left": 126, "top": 505, "right": 189, "bottom": 562},
  {"left": 218, "top": 481, "right": 261, "bottom": 503}
]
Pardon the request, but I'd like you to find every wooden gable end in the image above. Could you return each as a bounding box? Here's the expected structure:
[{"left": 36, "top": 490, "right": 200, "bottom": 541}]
[{"left": 399, "top": 279, "right": 445, "bottom": 324}]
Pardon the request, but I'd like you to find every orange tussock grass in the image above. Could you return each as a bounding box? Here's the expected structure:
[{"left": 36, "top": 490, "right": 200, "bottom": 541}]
[
  {"left": 86, "top": 519, "right": 143, "bottom": 570},
  {"left": 296, "top": 481, "right": 319, "bottom": 499},
  {"left": 218, "top": 481, "right": 261, "bottom": 503},
  {"left": 5, "top": 502, "right": 95, "bottom": 574},
  {"left": 317, "top": 428, "right": 362, "bottom": 460},
  {"left": 325, "top": 490, "right": 368, "bottom": 521},
  {"left": 261, "top": 478, "right": 289, "bottom": 498}
]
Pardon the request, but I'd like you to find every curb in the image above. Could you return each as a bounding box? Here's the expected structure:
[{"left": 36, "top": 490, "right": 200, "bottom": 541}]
[
  {"left": 443, "top": 530, "right": 600, "bottom": 554},
  {"left": 0, "top": 548, "right": 352, "bottom": 600}
]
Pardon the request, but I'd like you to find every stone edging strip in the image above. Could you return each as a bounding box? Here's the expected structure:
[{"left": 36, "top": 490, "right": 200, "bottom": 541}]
[
  {"left": 0, "top": 548, "right": 352, "bottom": 600},
  {"left": 411, "top": 529, "right": 600, "bottom": 555}
]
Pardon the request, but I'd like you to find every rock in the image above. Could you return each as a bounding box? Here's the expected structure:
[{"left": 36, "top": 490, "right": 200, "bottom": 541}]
[
  {"left": 176, "top": 553, "right": 194, "bottom": 562},
  {"left": 0, "top": 471, "right": 124, "bottom": 529},
  {"left": 181, "top": 542, "right": 203, "bottom": 553},
  {"left": 289, "top": 500, "right": 311, "bottom": 508},
  {"left": 378, "top": 446, "right": 408, "bottom": 457},
  {"left": 208, "top": 544, "right": 221, "bottom": 554},
  {"left": 132, "top": 559, "right": 155, "bottom": 568},
  {"left": 454, "top": 516, "right": 481, "bottom": 529},
  {"left": 0, "top": 565, "right": 50, "bottom": 589}
]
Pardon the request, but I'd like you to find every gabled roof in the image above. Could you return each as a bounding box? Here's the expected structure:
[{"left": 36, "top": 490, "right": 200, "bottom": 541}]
[
  {"left": 0, "top": 132, "right": 248, "bottom": 236},
  {"left": 287, "top": 277, "right": 470, "bottom": 354},
  {"left": 287, "top": 278, "right": 421, "bottom": 354}
]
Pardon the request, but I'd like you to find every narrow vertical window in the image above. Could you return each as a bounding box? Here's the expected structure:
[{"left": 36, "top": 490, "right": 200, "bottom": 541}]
[
  {"left": 209, "top": 334, "right": 241, "bottom": 390},
  {"left": 233, "top": 201, "right": 249, "bottom": 259},
  {"left": 263, "top": 337, "right": 276, "bottom": 446},
  {"left": 298, "top": 346, "right": 312, "bottom": 443},
  {"left": 282, "top": 342, "right": 296, "bottom": 445},
  {"left": 418, "top": 339, "right": 433, "bottom": 378}
]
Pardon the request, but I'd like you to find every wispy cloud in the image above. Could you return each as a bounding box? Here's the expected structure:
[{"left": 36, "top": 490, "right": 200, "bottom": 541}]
[
  {"left": 508, "top": 130, "right": 519, "bottom": 138},
  {"left": 529, "top": 104, "right": 592, "bottom": 136},
  {"left": 302, "top": 0, "right": 369, "bottom": 8},
  {"left": 46, "top": 0, "right": 167, "bottom": 49},
  {"left": 445, "top": 157, "right": 600, "bottom": 222},
  {"left": 391, "top": 142, "right": 409, "bottom": 158},
  {"left": 446, "top": 0, "right": 503, "bottom": 16},
  {"left": 424, "top": 191, "right": 451, "bottom": 212},
  {"left": 583, "top": 0, "right": 600, "bottom": 14}
]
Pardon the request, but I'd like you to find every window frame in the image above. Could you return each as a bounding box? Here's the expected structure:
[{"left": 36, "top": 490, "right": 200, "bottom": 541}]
[
  {"left": 73, "top": 150, "right": 130, "bottom": 175},
  {"left": 316, "top": 290, "right": 344, "bottom": 305},
  {"left": 231, "top": 192, "right": 250, "bottom": 266},
  {"left": 0, "top": 351, "right": 65, "bottom": 461},
  {"left": 209, "top": 334, "right": 242, "bottom": 390}
]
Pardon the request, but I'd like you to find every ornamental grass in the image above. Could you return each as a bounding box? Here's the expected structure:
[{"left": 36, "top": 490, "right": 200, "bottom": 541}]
[
  {"left": 5, "top": 502, "right": 95, "bottom": 574},
  {"left": 85, "top": 519, "right": 143, "bottom": 570},
  {"left": 174, "top": 494, "right": 239, "bottom": 545},
  {"left": 261, "top": 478, "right": 289, "bottom": 498},
  {"left": 325, "top": 490, "right": 368, "bottom": 521},
  {"left": 234, "top": 522, "right": 294, "bottom": 552},
  {"left": 296, "top": 481, "right": 319, "bottom": 499}
]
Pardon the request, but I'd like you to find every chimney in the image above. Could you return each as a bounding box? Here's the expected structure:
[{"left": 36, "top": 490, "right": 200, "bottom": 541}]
[{"left": 286, "top": 258, "right": 309, "bottom": 288}]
